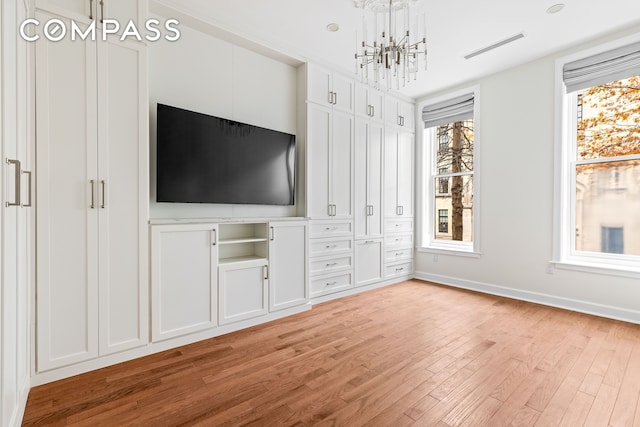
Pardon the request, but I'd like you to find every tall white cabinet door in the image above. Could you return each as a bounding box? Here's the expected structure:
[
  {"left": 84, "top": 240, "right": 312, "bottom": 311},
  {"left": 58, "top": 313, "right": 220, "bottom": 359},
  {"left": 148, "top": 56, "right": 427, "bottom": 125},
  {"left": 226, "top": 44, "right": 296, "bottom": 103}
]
[
  {"left": 331, "top": 110, "right": 353, "bottom": 219},
  {"left": 97, "top": 37, "right": 148, "bottom": 354},
  {"left": 354, "top": 119, "right": 368, "bottom": 238},
  {"left": 35, "top": 18, "right": 100, "bottom": 371},
  {"left": 355, "top": 119, "right": 382, "bottom": 238},
  {"left": 367, "top": 123, "right": 384, "bottom": 236},
  {"left": 307, "top": 103, "right": 331, "bottom": 219},
  {"left": 307, "top": 65, "right": 332, "bottom": 107},
  {"left": 397, "top": 131, "right": 414, "bottom": 217},
  {"left": 269, "top": 221, "right": 308, "bottom": 312},
  {"left": 384, "top": 129, "right": 399, "bottom": 217},
  {"left": 151, "top": 225, "right": 218, "bottom": 342},
  {"left": 332, "top": 73, "right": 355, "bottom": 113}
]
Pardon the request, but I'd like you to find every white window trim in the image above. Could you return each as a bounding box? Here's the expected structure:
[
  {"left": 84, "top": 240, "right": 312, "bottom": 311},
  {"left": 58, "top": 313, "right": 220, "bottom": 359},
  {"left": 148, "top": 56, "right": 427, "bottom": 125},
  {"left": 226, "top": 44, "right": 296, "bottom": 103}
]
[
  {"left": 417, "top": 85, "right": 481, "bottom": 256},
  {"left": 553, "top": 32, "right": 640, "bottom": 278}
]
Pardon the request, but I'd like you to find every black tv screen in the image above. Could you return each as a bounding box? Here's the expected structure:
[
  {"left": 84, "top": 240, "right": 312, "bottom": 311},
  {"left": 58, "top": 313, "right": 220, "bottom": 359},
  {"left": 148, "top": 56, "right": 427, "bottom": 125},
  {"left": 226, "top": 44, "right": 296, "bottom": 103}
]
[{"left": 156, "top": 104, "right": 296, "bottom": 205}]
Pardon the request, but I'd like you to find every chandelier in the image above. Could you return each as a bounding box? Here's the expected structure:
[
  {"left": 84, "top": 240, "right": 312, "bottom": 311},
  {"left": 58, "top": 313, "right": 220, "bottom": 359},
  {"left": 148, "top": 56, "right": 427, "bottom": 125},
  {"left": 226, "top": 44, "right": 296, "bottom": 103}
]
[{"left": 354, "top": 0, "right": 427, "bottom": 90}]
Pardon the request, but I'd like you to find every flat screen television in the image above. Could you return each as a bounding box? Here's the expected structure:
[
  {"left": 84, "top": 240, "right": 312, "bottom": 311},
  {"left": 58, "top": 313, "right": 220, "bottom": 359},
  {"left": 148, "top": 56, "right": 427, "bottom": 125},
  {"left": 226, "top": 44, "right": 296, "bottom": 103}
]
[{"left": 156, "top": 103, "right": 296, "bottom": 205}]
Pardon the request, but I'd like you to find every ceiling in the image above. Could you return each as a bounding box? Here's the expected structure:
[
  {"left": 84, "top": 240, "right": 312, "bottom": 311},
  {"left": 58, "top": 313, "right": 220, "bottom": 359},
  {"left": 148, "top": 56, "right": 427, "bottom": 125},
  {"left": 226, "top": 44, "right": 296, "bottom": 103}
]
[{"left": 151, "top": 0, "right": 640, "bottom": 99}]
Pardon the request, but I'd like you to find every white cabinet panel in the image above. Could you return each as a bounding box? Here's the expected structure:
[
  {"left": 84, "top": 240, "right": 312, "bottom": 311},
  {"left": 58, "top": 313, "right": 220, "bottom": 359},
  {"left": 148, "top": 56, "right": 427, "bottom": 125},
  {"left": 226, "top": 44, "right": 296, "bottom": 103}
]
[
  {"left": 269, "top": 221, "right": 308, "bottom": 312},
  {"left": 355, "top": 240, "right": 383, "bottom": 287},
  {"left": 35, "top": 11, "right": 148, "bottom": 370},
  {"left": 355, "top": 83, "right": 384, "bottom": 122},
  {"left": 355, "top": 119, "right": 383, "bottom": 239},
  {"left": 35, "top": 16, "right": 100, "bottom": 370},
  {"left": 219, "top": 260, "right": 268, "bottom": 325},
  {"left": 307, "top": 104, "right": 353, "bottom": 220},
  {"left": 308, "top": 64, "right": 353, "bottom": 113},
  {"left": 384, "top": 128, "right": 414, "bottom": 218},
  {"left": 35, "top": 0, "right": 146, "bottom": 33},
  {"left": 151, "top": 225, "right": 217, "bottom": 341},
  {"left": 386, "top": 96, "right": 415, "bottom": 129},
  {"left": 310, "top": 272, "right": 353, "bottom": 298},
  {"left": 332, "top": 110, "right": 353, "bottom": 219}
]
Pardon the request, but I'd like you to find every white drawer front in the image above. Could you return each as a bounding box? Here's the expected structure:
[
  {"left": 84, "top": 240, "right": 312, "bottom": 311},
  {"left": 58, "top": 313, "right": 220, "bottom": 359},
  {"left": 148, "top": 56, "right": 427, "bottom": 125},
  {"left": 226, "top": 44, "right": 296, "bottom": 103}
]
[
  {"left": 385, "top": 247, "right": 413, "bottom": 262},
  {"left": 385, "top": 219, "right": 414, "bottom": 234},
  {"left": 310, "top": 255, "right": 352, "bottom": 276},
  {"left": 385, "top": 233, "right": 413, "bottom": 248},
  {"left": 310, "top": 273, "right": 353, "bottom": 297},
  {"left": 384, "top": 262, "right": 413, "bottom": 278},
  {"left": 310, "top": 238, "right": 352, "bottom": 257},
  {"left": 309, "top": 221, "right": 352, "bottom": 238}
]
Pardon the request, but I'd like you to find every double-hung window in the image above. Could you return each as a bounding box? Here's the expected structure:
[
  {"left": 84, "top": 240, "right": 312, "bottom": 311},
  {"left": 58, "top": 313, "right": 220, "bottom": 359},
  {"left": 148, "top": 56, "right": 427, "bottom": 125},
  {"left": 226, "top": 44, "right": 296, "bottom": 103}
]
[
  {"left": 420, "top": 88, "right": 479, "bottom": 253},
  {"left": 555, "top": 37, "right": 640, "bottom": 274}
]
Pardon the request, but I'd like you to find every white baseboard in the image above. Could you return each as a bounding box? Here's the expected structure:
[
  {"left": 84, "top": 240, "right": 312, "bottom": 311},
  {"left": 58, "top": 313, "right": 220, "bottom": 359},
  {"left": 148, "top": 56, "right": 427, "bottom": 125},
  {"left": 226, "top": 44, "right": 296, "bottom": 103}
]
[
  {"left": 414, "top": 271, "right": 640, "bottom": 325},
  {"left": 11, "top": 376, "right": 30, "bottom": 427}
]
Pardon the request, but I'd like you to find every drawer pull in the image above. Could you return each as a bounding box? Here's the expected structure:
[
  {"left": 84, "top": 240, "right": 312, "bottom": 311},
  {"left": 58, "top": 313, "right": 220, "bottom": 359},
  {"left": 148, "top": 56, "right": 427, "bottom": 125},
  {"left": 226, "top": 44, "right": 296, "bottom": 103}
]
[
  {"left": 325, "top": 244, "right": 337, "bottom": 249},
  {"left": 396, "top": 267, "right": 405, "bottom": 272},
  {"left": 327, "top": 281, "right": 338, "bottom": 286},
  {"left": 325, "top": 226, "right": 339, "bottom": 231},
  {"left": 396, "top": 252, "right": 404, "bottom": 256},
  {"left": 326, "top": 262, "right": 338, "bottom": 267}
]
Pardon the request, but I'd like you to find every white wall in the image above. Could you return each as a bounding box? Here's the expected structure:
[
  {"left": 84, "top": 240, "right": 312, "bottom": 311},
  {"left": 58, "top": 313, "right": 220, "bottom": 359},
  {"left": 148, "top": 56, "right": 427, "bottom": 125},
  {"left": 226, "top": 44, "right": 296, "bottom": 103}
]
[
  {"left": 148, "top": 17, "right": 302, "bottom": 219},
  {"left": 415, "top": 26, "right": 640, "bottom": 322}
]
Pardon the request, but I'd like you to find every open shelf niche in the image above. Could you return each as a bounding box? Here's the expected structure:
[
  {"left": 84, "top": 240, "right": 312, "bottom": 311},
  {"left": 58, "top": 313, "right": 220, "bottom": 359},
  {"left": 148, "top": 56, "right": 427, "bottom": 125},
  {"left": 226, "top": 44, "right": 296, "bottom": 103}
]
[{"left": 218, "top": 222, "right": 269, "bottom": 265}]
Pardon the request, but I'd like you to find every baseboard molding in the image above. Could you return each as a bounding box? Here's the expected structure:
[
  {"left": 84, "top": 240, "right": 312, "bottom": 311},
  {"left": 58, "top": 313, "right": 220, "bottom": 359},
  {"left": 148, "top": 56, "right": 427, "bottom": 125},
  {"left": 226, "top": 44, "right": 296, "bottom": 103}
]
[
  {"left": 11, "top": 376, "right": 30, "bottom": 427},
  {"left": 414, "top": 271, "right": 640, "bottom": 325}
]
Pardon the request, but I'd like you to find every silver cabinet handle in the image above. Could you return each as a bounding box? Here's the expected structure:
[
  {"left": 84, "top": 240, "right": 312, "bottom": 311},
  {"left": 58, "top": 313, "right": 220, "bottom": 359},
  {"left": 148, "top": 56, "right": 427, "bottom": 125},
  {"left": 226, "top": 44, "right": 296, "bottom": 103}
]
[
  {"left": 99, "top": 0, "right": 104, "bottom": 23},
  {"left": 22, "top": 170, "right": 32, "bottom": 207},
  {"left": 371, "top": 105, "right": 375, "bottom": 117},
  {"left": 264, "top": 265, "right": 269, "bottom": 280},
  {"left": 90, "top": 180, "right": 96, "bottom": 209},
  {"left": 328, "top": 91, "right": 334, "bottom": 105},
  {"left": 327, "top": 281, "right": 338, "bottom": 287},
  {"left": 269, "top": 226, "right": 275, "bottom": 241},
  {"left": 100, "top": 180, "right": 106, "bottom": 209},
  {"left": 89, "top": 0, "right": 94, "bottom": 19},
  {"left": 5, "top": 159, "right": 21, "bottom": 207},
  {"left": 325, "top": 262, "right": 338, "bottom": 267},
  {"left": 211, "top": 229, "right": 217, "bottom": 246},
  {"left": 396, "top": 267, "right": 405, "bottom": 272},
  {"left": 334, "top": 91, "right": 338, "bottom": 105}
]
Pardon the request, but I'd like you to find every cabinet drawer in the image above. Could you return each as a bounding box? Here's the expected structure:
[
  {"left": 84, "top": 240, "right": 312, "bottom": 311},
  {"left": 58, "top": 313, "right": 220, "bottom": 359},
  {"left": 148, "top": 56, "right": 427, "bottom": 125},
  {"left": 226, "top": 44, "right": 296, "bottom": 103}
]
[
  {"left": 310, "top": 255, "right": 352, "bottom": 276},
  {"left": 310, "top": 272, "right": 353, "bottom": 298},
  {"left": 310, "top": 237, "right": 352, "bottom": 257},
  {"left": 385, "top": 219, "right": 413, "bottom": 234},
  {"left": 385, "top": 262, "right": 413, "bottom": 278},
  {"left": 309, "top": 221, "right": 352, "bottom": 238},
  {"left": 385, "top": 247, "right": 413, "bottom": 263},
  {"left": 385, "top": 233, "right": 413, "bottom": 248}
]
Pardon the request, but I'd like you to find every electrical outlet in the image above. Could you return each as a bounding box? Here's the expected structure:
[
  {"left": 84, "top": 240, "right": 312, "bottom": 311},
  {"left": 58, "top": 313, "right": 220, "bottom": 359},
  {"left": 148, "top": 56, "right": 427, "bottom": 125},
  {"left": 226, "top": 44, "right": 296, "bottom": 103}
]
[{"left": 545, "top": 264, "right": 554, "bottom": 275}]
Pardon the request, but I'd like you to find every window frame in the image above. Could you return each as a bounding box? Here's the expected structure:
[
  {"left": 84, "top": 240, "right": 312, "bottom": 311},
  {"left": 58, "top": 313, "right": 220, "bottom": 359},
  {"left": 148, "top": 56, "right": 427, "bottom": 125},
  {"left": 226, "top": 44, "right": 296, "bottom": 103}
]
[
  {"left": 553, "top": 33, "right": 640, "bottom": 277},
  {"left": 417, "top": 86, "right": 481, "bottom": 256}
]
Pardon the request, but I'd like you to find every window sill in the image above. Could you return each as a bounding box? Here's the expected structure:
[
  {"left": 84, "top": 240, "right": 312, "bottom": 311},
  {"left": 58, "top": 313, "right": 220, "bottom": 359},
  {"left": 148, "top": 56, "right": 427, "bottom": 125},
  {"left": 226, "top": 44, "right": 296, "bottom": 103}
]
[
  {"left": 417, "top": 246, "right": 481, "bottom": 258},
  {"left": 551, "top": 260, "right": 640, "bottom": 279}
]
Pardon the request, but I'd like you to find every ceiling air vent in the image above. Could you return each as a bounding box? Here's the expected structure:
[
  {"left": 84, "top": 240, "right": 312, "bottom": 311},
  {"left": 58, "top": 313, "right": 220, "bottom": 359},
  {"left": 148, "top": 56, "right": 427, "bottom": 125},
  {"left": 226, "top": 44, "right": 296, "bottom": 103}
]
[{"left": 464, "top": 32, "right": 525, "bottom": 60}]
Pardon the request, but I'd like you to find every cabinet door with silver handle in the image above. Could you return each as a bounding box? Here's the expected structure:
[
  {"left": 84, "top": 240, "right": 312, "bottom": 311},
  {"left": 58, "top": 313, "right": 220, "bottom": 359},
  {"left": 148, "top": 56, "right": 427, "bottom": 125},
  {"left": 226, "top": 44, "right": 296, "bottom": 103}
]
[{"left": 5, "top": 159, "right": 21, "bottom": 207}]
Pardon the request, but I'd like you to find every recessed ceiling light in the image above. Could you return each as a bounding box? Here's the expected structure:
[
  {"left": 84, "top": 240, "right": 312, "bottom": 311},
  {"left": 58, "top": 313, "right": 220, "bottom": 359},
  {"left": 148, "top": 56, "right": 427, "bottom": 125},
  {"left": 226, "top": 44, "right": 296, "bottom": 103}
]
[
  {"left": 326, "top": 23, "right": 340, "bottom": 32},
  {"left": 546, "top": 3, "right": 565, "bottom": 14}
]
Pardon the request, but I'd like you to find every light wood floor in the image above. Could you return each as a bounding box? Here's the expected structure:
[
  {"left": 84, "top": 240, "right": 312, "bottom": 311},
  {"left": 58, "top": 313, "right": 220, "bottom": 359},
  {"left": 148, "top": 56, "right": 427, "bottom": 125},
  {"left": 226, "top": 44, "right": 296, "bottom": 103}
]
[{"left": 23, "top": 279, "right": 640, "bottom": 426}]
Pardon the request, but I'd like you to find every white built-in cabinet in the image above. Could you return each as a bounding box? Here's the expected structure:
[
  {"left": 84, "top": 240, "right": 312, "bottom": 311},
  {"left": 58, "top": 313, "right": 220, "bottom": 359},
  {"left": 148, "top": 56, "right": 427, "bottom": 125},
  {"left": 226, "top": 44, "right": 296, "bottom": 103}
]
[
  {"left": 307, "top": 64, "right": 355, "bottom": 113},
  {"left": 354, "top": 119, "right": 383, "bottom": 239},
  {"left": 35, "top": 0, "right": 146, "bottom": 34},
  {"left": 269, "top": 221, "right": 308, "bottom": 312},
  {"left": 35, "top": 10, "right": 148, "bottom": 371},
  {"left": 151, "top": 220, "right": 308, "bottom": 342},
  {"left": 307, "top": 103, "right": 353, "bottom": 219},
  {"left": 384, "top": 129, "right": 414, "bottom": 218},
  {"left": 386, "top": 96, "right": 415, "bottom": 129},
  {"left": 355, "top": 83, "right": 384, "bottom": 122},
  {"left": 2, "top": 0, "right": 32, "bottom": 424},
  {"left": 151, "top": 224, "right": 218, "bottom": 342}
]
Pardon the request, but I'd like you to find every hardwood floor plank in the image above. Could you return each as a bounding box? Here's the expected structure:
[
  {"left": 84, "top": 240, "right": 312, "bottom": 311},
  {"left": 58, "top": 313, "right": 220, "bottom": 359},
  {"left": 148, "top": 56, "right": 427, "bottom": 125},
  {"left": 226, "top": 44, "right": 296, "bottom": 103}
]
[{"left": 22, "top": 280, "right": 640, "bottom": 427}]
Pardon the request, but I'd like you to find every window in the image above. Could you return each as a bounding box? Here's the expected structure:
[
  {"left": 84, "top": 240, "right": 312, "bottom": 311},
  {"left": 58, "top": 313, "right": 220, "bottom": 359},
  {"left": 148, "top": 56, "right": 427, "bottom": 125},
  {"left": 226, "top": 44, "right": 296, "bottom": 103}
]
[
  {"left": 555, "top": 38, "right": 640, "bottom": 273},
  {"left": 420, "top": 89, "right": 479, "bottom": 253},
  {"left": 438, "top": 209, "right": 449, "bottom": 233},
  {"left": 438, "top": 168, "right": 449, "bottom": 194}
]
